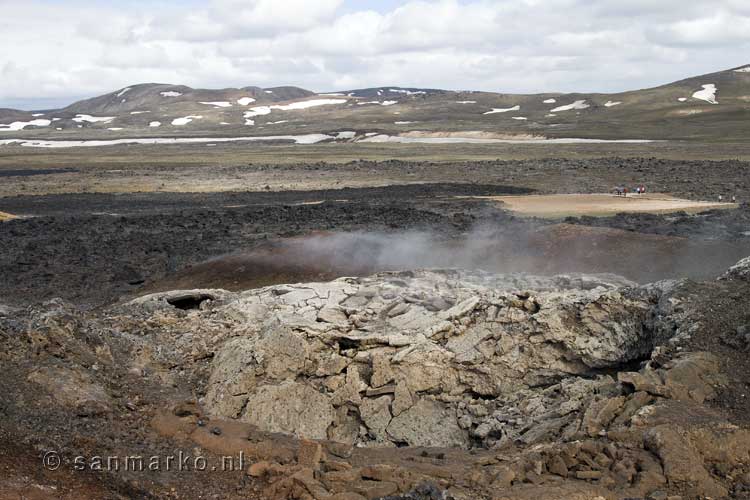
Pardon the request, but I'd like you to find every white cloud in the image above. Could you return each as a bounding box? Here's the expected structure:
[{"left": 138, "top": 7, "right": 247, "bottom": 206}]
[
  {"left": 647, "top": 11, "right": 750, "bottom": 47},
  {"left": 0, "top": 0, "right": 749, "bottom": 109},
  {"left": 149, "top": 0, "right": 346, "bottom": 42}
]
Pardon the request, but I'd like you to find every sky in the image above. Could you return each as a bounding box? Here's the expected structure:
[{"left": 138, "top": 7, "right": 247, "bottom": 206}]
[{"left": 1, "top": 0, "right": 749, "bottom": 110}]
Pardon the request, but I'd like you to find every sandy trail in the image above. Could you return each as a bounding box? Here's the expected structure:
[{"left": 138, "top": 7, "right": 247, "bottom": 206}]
[{"left": 471, "top": 193, "right": 737, "bottom": 217}]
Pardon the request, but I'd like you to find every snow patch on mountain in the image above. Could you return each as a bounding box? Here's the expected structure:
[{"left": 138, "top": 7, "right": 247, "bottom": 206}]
[
  {"left": 172, "top": 116, "right": 202, "bottom": 126},
  {"left": 456, "top": 101, "right": 476, "bottom": 104},
  {"left": 116, "top": 87, "right": 131, "bottom": 98},
  {"left": 0, "top": 119, "right": 52, "bottom": 131},
  {"left": 160, "top": 91, "right": 182, "bottom": 97},
  {"left": 605, "top": 101, "right": 622, "bottom": 107},
  {"left": 73, "top": 114, "right": 115, "bottom": 123},
  {"left": 543, "top": 98, "right": 557, "bottom": 104},
  {"left": 274, "top": 98, "right": 347, "bottom": 110},
  {"left": 200, "top": 101, "right": 232, "bottom": 108},
  {"left": 483, "top": 105, "right": 520, "bottom": 115},
  {"left": 551, "top": 100, "right": 589, "bottom": 112},
  {"left": 244, "top": 107, "right": 272, "bottom": 120},
  {"left": 0, "top": 133, "right": 346, "bottom": 148},
  {"left": 149, "top": 121, "right": 161, "bottom": 127},
  {"left": 692, "top": 84, "right": 718, "bottom": 104},
  {"left": 734, "top": 66, "right": 750, "bottom": 73},
  {"left": 357, "top": 100, "right": 397, "bottom": 106},
  {"left": 244, "top": 99, "right": 347, "bottom": 123},
  {"left": 237, "top": 97, "right": 256, "bottom": 105},
  {"left": 357, "top": 134, "right": 654, "bottom": 144},
  {"left": 389, "top": 89, "right": 426, "bottom": 95}
]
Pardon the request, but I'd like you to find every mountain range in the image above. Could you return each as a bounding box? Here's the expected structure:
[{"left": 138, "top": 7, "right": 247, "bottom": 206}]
[{"left": 1, "top": 65, "right": 749, "bottom": 142}]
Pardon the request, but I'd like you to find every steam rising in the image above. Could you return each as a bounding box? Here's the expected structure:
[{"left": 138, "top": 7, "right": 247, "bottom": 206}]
[
  {"left": 273, "top": 225, "right": 748, "bottom": 283},
  {"left": 290, "top": 229, "right": 515, "bottom": 273},
  {"left": 152, "top": 224, "right": 749, "bottom": 293}
]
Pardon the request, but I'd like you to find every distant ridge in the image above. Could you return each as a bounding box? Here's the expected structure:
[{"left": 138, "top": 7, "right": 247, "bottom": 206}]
[{"left": 1, "top": 65, "right": 748, "bottom": 141}]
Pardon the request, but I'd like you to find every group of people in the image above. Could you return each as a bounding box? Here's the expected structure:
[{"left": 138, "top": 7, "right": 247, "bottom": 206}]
[
  {"left": 613, "top": 185, "right": 646, "bottom": 197},
  {"left": 718, "top": 194, "right": 738, "bottom": 203},
  {"left": 612, "top": 186, "right": 737, "bottom": 203}
]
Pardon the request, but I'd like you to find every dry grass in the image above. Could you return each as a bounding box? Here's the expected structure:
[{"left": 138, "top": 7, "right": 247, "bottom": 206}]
[
  {"left": 0, "top": 211, "right": 16, "bottom": 221},
  {"left": 2, "top": 141, "right": 750, "bottom": 169},
  {"left": 1, "top": 141, "right": 749, "bottom": 198}
]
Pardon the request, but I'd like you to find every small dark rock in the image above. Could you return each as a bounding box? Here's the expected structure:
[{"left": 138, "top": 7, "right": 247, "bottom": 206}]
[{"left": 173, "top": 402, "right": 200, "bottom": 417}]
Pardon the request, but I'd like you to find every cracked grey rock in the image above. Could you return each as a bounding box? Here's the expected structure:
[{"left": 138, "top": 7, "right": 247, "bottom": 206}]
[
  {"left": 360, "top": 395, "right": 393, "bottom": 444},
  {"left": 129, "top": 269, "right": 682, "bottom": 447},
  {"left": 386, "top": 398, "right": 469, "bottom": 448},
  {"left": 241, "top": 380, "right": 334, "bottom": 440}
]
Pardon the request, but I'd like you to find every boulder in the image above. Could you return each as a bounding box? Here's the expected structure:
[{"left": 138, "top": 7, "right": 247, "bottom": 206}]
[
  {"left": 582, "top": 396, "right": 626, "bottom": 436},
  {"left": 204, "top": 338, "right": 258, "bottom": 418},
  {"left": 644, "top": 425, "right": 727, "bottom": 498},
  {"left": 618, "top": 352, "right": 722, "bottom": 404},
  {"left": 386, "top": 398, "right": 469, "bottom": 448},
  {"left": 719, "top": 255, "right": 750, "bottom": 281},
  {"left": 241, "top": 381, "right": 334, "bottom": 440},
  {"left": 191, "top": 270, "right": 677, "bottom": 447},
  {"left": 27, "top": 366, "right": 111, "bottom": 416},
  {"left": 360, "top": 396, "right": 393, "bottom": 443}
]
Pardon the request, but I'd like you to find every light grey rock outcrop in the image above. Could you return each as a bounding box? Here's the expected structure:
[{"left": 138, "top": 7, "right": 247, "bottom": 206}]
[
  {"left": 720, "top": 255, "right": 750, "bottom": 281},
  {"left": 179, "top": 270, "right": 674, "bottom": 447}
]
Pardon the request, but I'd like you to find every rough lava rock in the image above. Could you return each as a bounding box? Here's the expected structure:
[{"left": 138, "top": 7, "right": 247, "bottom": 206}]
[
  {"left": 4, "top": 256, "right": 750, "bottom": 499},
  {"left": 132, "top": 269, "right": 676, "bottom": 448},
  {"left": 720, "top": 255, "right": 750, "bottom": 281}
]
